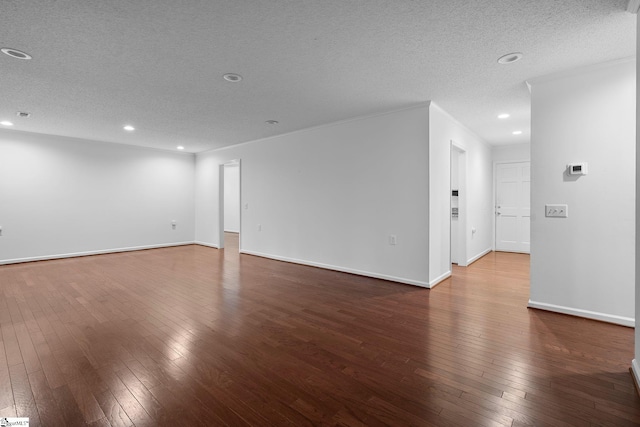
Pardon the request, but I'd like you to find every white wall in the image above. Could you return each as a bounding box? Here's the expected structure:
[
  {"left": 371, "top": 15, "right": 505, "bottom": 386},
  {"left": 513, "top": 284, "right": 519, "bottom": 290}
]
[
  {"left": 223, "top": 163, "right": 240, "bottom": 233},
  {"left": 634, "top": 16, "right": 640, "bottom": 379},
  {"left": 196, "top": 105, "right": 431, "bottom": 286},
  {"left": 0, "top": 130, "right": 195, "bottom": 263},
  {"left": 429, "top": 103, "right": 493, "bottom": 284},
  {"left": 492, "top": 143, "right": 530, "bottom": 163},
  {"left": 530, "top": 58, "right": 636, "bottom": 326}
]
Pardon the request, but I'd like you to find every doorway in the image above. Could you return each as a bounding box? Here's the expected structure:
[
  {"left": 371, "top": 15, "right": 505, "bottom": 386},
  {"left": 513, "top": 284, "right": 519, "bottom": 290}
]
[
  {"left": 218, "top": 160, "right": 241, "bottom": 250},
  {"left": 495, "top": 161, "right": 530, "bottom": 253},
  {"left": 450, "top": 142, "right": 467, "bottom": 266}
]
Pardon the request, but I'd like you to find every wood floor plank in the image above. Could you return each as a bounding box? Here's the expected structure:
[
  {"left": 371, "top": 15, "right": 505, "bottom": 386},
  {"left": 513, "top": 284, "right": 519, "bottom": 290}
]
[
  {"left": 110, "top": 383, "right": 156, "bottom": 427},
  {"left": 94, "top": 390, "right": 134, "bottom": 427},
  {"left": 66, "top": 377, "right": 107, "bottom": 424},
  {"left": 28, "top": 369, "right": 67, "bottom": 427},
  {"left": 0, "top": 339, "right": 14, "bottom": 410},
  {"left": 0, "top": 238, "right": 638, "bottom": 425},
  {"left": 8, "top": 363, "right": 41, "bottom": 425},
  {"left": 52, "top": 383, "right": 91, "bottom": 427}
]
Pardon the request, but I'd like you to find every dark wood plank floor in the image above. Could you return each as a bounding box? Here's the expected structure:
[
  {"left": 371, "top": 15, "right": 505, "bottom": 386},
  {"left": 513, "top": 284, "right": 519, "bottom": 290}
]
[{"left": 0, "top": 234, "right": 638, "bottom": 426}]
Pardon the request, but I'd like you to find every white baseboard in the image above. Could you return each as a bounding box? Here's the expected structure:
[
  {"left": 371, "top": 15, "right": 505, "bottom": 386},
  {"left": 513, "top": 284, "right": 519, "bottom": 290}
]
[
  {"left": 631, "top": 359, "right": 640, "bottom": 396},
  {"left": 528, "top": 300, "right": 635, "bottom": 327},
  {"left": 240, "top": 249, "right": 430, "bottom": 288},
  {"left": 0, "top": 241, "right": 196, "bottom": 265},
  {"left": 467, "top": 248, "right": 492, "bottom": 265},
  {"left": 428, "top": 271, "right": 451, "bottom": 288},
  {"left": 193, "top": 241, "right": 220, "bottom": 249}
]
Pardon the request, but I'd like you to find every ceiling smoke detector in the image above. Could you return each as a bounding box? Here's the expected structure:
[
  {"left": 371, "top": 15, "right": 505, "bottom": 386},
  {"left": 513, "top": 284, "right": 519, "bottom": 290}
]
[
  {"left": 1, "top": 48, "right": 32, "bottom": 60},
  {"left": 223, "top": 73, "right": 242, "bottom": 82},
  {"left": 497, "top": 52, "right": 523, "bottom": 65},
  {"left": 16, "top": 111, "right": 30, "bottom": 118},
  {"left": 265, "top": 120, "right": 279, "bottom": 125}
]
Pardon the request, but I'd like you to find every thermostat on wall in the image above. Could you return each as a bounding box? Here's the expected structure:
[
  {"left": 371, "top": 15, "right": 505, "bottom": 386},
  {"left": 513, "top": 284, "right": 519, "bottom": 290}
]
[{"left": 567, "top": 163, "right": 588, "bottom": 175}]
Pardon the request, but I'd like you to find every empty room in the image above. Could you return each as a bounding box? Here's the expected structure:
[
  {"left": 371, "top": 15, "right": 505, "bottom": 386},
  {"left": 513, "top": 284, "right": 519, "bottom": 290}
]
[{"left": 1, "top": 1, "right": 640, "bottom": 426}]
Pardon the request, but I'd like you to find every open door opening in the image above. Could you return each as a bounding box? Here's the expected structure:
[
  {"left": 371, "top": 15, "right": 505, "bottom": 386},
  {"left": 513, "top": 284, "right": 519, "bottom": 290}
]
[
  {"left": 219, "top": 159, "right": 241, "bottom": 251},
  {"left": 450, "top": 142, "right": 467, "bottom": 266}
]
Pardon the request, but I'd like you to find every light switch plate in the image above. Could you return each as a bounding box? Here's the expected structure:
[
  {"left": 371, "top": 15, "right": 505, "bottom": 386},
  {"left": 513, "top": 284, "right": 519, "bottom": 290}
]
[{"left": 545, "top": 204, "right": 568, "bottom": 218}]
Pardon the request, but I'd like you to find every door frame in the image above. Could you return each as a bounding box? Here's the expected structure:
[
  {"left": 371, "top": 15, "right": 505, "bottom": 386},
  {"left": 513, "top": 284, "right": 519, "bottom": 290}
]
[
  {"left": 218, "top": 159, "right": 242, "bottom": 250},
  {"left": 492, "top": 159, "right": 530, "bottom": 252},
  {"left": 450, "top": 141, "right": 467, "bottom": 267}
]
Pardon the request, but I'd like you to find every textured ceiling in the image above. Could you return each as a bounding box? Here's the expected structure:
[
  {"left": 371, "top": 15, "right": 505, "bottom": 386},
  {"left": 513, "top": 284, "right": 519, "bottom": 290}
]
[{"left": 0, "top": 0, "right": 636, "bottom": 152}]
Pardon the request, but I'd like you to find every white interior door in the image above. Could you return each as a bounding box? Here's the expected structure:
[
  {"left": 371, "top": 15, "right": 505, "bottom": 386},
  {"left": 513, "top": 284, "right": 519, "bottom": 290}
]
[{"left": 495, "top": 162, "right": 530, "bottom": 253}]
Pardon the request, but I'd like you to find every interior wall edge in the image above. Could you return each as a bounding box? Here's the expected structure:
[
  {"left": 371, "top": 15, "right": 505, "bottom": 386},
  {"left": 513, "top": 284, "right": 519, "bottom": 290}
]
[
  {"left": 193, "top": 241, "right": 219, "bottom": 249},
  {"left": 526, "top": 56, "right": 636, "bottom": 86},
  {"left": 631, "top": 359, "right": 640, "bottom": 393},
  {"left": 239, "top": 249, "right": 430, "bottom": 288},
  {"left": 466, "top": 247, "right": 493, "bottom": 265},
  {"left": 0, "top": 241, "right": 196, "bottom": 266},
  {"left": 528, "top": 300, "right": 635, "bottom": 327},
  {"left": 428, "top": 271, "right": 452, "bottom": 288}
]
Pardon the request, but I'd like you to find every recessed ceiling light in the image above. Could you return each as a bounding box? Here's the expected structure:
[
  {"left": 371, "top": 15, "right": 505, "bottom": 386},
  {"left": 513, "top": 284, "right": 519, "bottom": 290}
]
[
  {"left": 512, "top": 130, "right": 523, "bottom": 135},
  {"left": 497, "top": 113, "right": 510, "bottom": 119},
  {"left": 177, "top": 146, "right": 185, "bottom": 150},
  {"left": 123, "top": 125, "right": 135, "bottom": 131},
  {"left": 265, "top": 120, "right": 279, "bottom": 125},
  {"left": 1, "top": 48, "right": 32, "bottom": 60},
  {"left": 0, "top": 121, "right": 14, "bottom": 126},
  {"left": 497, "top": 52, "right": 523, "bottom": 65},
  {"left": 223, "top": 73, "right": 242, "bottom": 82},
  {"left": 16, "top": 111, "right": 30, "bottom": 118}
]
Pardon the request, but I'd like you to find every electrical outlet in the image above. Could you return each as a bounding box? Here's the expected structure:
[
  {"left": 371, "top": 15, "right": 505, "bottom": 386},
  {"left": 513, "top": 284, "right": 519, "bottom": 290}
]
[
  {"left": 545, "top": 204, "right": 568, "bottom": 218},
  {"left": 389, "top": 235, "right": 397, "bottom": 245},
  {"left": 171, "top": 220, "right": 177, "bottom": 229}
]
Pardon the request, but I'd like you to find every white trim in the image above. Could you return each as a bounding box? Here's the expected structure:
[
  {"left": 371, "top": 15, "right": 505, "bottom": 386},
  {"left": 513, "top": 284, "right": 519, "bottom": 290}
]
[
  {"left": 493, "top": 159, "right": 531, "bottom": 165},
  {"left": 528, "top": 300, "right": 635, "bottom": 327},
  {"left": 467, "top": 248, "right": 492, "bottom": 265},
  {"left": 494, "top": 248, "right": 530, "bottom": 254},
  {"left": 631, "top": 360, "right": 640, "bottom": 395},
  {"left": 193, "top": 241, "right": 219, "bottom": 249},
  {"left": 240, "top": 249, "right": 430, "bottom": 288},
  {"left": 201, "top": 102, "right": 432, "bottom": 154},
  {"left": 0, "top": 241, "right": 196, "bottom": 265},
  {"left": 495, "top": 249, "right": 530, "bottom": 255},
  {"left": 627, "top": 0, "right": 640, "bottom": 13},
  {"left": 428, "top": 271, "right": 451, "bottom": 288}
]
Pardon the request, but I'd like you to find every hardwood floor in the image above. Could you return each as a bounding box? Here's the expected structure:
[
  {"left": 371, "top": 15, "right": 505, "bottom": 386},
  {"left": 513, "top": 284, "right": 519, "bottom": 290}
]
[{"left": 0, "top": 237, "right": 638, "bottom": 426}]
